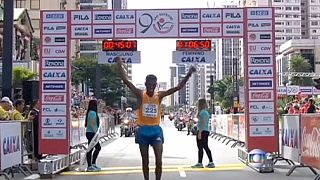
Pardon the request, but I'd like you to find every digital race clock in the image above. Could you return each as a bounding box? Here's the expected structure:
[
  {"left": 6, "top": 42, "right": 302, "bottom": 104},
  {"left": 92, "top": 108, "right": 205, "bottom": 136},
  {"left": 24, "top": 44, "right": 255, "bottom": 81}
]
[
  {"left": 176, "top": 40, "right": 212, "bottom": 51},
  {"left": 102, "top": 40, "right": 137, "bottom": 51}
]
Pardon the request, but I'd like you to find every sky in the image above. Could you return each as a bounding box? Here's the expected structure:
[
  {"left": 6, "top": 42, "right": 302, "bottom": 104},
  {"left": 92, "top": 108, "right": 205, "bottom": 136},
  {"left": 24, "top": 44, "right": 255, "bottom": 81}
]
[{"left": 127, "top": 0, "right": 213, "bottom": 85}]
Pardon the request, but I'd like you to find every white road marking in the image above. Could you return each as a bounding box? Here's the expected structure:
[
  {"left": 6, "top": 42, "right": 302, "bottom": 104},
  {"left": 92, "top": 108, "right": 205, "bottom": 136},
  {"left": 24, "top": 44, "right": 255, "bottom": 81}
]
[
  {"left": 178, "top": 167, "right": 186, "bottom": 177},
  {"left": 24, "top": 174, "right": 40, "bottom": 179}
]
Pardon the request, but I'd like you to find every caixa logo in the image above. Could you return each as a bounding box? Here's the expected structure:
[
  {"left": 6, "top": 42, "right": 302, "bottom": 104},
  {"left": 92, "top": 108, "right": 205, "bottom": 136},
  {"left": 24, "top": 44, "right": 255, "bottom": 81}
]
[{"left": 2, "top": 136, "right": 20, "bottom": 154}]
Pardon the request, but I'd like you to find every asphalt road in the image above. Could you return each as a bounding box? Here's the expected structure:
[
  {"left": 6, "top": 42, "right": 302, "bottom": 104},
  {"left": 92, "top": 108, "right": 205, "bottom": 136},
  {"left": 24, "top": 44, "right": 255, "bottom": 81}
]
[{"left": 16, "top": 116, "right": 318, "bottom": 180}]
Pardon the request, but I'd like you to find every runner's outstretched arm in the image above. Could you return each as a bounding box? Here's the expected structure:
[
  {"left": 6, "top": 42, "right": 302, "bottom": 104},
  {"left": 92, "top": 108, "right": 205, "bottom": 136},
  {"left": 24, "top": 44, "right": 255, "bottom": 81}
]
[
  {"left": 159, "top": 66, "right": 196, "bottom": 99},
  {"left": 116, "top": 57, "right": 142, "bottom": 98}
]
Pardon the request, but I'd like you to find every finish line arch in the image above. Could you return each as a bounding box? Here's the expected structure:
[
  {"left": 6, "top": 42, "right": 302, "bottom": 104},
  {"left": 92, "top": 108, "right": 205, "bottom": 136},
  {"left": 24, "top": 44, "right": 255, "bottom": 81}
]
[{"left": 39, "top": 7, "right": 277, "bottom": 156}]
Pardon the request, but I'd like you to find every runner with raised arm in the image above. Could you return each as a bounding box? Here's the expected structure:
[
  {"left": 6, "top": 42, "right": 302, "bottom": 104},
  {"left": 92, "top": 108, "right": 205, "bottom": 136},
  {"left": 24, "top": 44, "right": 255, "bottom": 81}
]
[{"left": 116, "top": 57, "right": 196, "bottom": 180}]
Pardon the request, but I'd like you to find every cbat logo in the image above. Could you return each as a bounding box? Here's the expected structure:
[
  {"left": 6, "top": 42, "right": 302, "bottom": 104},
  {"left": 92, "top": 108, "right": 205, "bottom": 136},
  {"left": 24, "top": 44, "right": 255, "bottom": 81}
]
[
  {"left": 181, "top": 13, "right": 198, "bottom": 19},
  {"left": 139, "top": 13, "right": 174, "bottom": 34},
  {"left": 249, "top": 34, "right": 256, "bottom": 40},
  {"left": 44, "top": 36, "right": 52, "bottom": 43},
  {"left": 73, "top": 14, "right": 89, "bottom": 20},
  {"left": 95, "top": 14, "right": 112, "bottom": 20}
]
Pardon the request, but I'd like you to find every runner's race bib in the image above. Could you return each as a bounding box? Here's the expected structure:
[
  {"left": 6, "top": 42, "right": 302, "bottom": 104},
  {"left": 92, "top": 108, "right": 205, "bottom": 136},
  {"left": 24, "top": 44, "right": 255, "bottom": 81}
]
[{"left": 143, "top": 104, "right": 158, "bottom": 117}]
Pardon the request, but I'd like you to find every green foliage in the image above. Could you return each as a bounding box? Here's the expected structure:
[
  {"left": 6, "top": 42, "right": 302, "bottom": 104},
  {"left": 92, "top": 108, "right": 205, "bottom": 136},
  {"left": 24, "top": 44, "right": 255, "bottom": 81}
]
[
  {"left": 214, "top": 76, "right": 234, "bottom": 110},
  {"left": 289, "top": 55, "right": 313, "bottom": 86},
  {"left": 13, "top": 66, "right": 38, "bottom": 88},
  {"left": 72, "top": 56, "right": 125, "bottom": 106}
]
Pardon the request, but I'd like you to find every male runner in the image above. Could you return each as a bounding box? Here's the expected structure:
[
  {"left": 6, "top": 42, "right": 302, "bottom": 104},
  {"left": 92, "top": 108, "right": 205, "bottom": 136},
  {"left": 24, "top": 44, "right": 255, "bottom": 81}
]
[{"left": 116, "top": 57, "right": 196, "bottom": 180}]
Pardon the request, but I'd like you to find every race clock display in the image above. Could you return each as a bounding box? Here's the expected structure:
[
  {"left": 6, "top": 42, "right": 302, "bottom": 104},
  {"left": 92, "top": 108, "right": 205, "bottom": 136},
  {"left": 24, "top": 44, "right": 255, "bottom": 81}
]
[
  {"left": 102, "top": 40, "right": 137, "bottom": 51},
  {"left": 176, "top": 40, "right": 212, "bottom": 51}
]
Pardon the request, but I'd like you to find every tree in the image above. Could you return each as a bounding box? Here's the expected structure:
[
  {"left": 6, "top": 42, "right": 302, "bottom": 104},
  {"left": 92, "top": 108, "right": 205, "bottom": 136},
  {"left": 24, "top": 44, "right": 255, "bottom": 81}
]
[
  {"left": 289, "top": 55, "right": 313, "bottom": 86},
  {"left": 214, "top": 77, "right": 234, "bottom": 110},
  {"left": 13, "top": 66, "right": 38, "bottom": 88},
  {"left": 72, "top": 56, "right": 125, "bottom": 106}
]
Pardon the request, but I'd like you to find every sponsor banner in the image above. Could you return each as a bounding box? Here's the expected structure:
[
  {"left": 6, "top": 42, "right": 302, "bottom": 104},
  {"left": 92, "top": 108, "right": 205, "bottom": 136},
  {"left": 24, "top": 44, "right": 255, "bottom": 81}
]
[
  {"left": 42, "top": 69, "right": 67, "bottom": 81},
  {"left": 201, "top": 23, "right": 222, "bottom": 37},
  {"left": 179, "top": 24, "right": 200, "bottom": 37},
  {"left": 42, "top": 128, "right": 66, "bottom": 139},
  {"left": 200, "top": 9, "right": 222, "bottom": 22},
  {"left": 43, "top": 23, "right": 67, "bottom": 34},
  {"left": 93, "top": 25, "right": 113, "bottom": 38},
  {"left": 136, "top": 10, "right": 178, "bottom": 38},
  {"left": 313, "top": 87, "right": 320, "bottom": 95},
  {"left": 286, "top": 85, "right": 300, "bottom": 95},
  {"left": 223, "top": 8, "right": 244, "bottom": 22},
  {"left": 249, "top": 79, "right": 273, "bottom": 89},
  {"left": 249, "top": 113, "right": 274, "bottom": 125},
  {"left": 114, "top": 10, "right": 135, "bottom": 24},
  {"left": 299, "top": 86, "right": 313, "bottom": 95},
  {"left": 249, "top": 125, "right": 275, "bottom": 137},
  {"left": 98, "top": 51, "right": 141, "bottom": 64},
  {"left": 249, "top": 101, "right": 274, "bottom": 113},
  {"left": 301, "top": 115, "right": 320, "bottom": 169},
  {"left": 248, "top": 66, "right": 273, "bottom": 78},
  {"left": 71, "top": 25, "right": 92, "bottom": 39},
  {"left": 42, "top": 11, "right": 67, "bottom": 23},
  {"left": 42, "top": 116, "right": 66, "bottom": 128},
  {"left": 223, "top": 23, "right": 243, "bottom": 36},
  {"left": 179, "top": 10, "right": 200, "bottom": 23},
  {"left": 0, "top": 122, "right": 21, "bottom": 170},
  {"left": 278, "top": 86, "right": 287, "bottom": 95},
  {"left": 92, "top": 11, "right": 113, "bottom": 24},
  {"left": 114, "top": 25, "right": 136, "bottom": 38},
  {"left": 248, "top": 32, "right": 272, "bottom": 43},
  {"left": 172, "top": 51, "right": 215, "bottom": 64},
  {"left": 42, "top": 93, "right": 67, "bottom": 104},
  {"left": 42, "top": 46, "right": 67, "bottom": 57},
  {"left": 42, "top": 35, "right": 67, "bottom": 46},
  {"left": 42, "top": 81, "right": 67, "bottom": 92},
  {"left": 71, "top": 11, "right": 92, "bottom": 24},
  {"left": 247, "top": 19, "right": 272, "bottom": 31},
  {"left": 248, "top": 43, "right": 273, "bottom": 55},
  {"left": 249, "top": 90, "right": 274, "bottom": 101},
  {"left": 42, "top": 58, "right": 67, "bottom": 69},
  {"left": 248, "top": 55, "right": 273, "bottom": 66},
  {"left": 42, "top": 104, "right": 67, "bottom": 116},
  {"left": 282, "top": 115, "right": 300, "bottom": 162},
  {"left": 247, "top": 8, "right": 273, "bottom": 19}
]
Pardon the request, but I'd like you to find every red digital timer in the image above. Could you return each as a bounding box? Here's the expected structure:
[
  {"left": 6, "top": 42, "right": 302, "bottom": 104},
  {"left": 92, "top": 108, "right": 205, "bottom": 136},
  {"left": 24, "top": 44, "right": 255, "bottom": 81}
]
[
  {"left": 176, "top": 40, "right": 212, "bottom": 51},
  {"left": 102, "top": 40, "right": 137, "bottom": 51}
]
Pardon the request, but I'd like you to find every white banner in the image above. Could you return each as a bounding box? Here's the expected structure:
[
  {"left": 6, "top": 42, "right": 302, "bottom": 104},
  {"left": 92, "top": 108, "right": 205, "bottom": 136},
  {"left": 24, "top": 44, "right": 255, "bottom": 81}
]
[
  {"left": 172, "top": 51, "right": 215, "bottom": 64},
  {"left": 0, "top": 122, "right": 22, "bottom": 170},
  {"left": 282, "top": 115, "right": 300, "bottom": 162},
  {"left": 98, "top": 51, "right": 141, "bottom": 64}
]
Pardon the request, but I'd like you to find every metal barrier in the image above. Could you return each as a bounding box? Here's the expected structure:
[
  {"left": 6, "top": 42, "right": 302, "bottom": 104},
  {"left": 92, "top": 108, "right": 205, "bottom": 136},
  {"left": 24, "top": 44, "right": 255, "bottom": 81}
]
[
  {"left": 211, "top": 114, "right": 246, "bottom": 148},
  {"left": 279, "top": 114, "right": 320, "bottom": 179},
  {"left": 38, "top": 113, "right": 117, "bottom": 177},
  {"left": 0, "top": 121, "right": 34, "bottom": 180}
]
